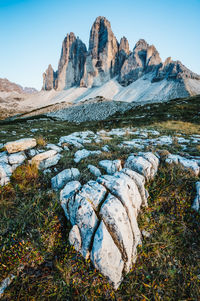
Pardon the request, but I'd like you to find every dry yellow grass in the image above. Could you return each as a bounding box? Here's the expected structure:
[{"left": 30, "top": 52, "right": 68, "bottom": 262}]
[{"left": 154, "top": 121, "right": 200, "bottom": 135}]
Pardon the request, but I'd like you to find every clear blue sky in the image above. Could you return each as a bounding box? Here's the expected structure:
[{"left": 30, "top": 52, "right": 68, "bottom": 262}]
[{"left": 0, "top": 0, "right": 200, "bottom": 90}]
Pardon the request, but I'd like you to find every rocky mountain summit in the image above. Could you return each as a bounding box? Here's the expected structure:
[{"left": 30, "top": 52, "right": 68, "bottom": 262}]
[
  {"left": 42, "top": 16, "right": 200, "bottom": 102},
  {"left": 0, "top": 78, "right": 37, "bottom": 94}
]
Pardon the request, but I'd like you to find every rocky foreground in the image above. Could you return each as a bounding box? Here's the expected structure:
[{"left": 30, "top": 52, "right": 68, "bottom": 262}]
[{"left": 1, "top": 127, "right": 200, "bottom": 293}]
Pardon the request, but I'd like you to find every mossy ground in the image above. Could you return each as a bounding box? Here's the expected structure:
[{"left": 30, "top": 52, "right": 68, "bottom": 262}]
[{"left": 0, "top": 95, "right": 200, "bottom": 300}]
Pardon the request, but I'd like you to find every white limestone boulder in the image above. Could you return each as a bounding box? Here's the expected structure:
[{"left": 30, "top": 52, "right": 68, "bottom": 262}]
[
  {"left": 75, "top": 196, "right": 99, "bottom": 259},
  {"left": 99, "top": 159, "right": 122, "bottom": 174},
  {"left": 78, "top": 180, "right": 107, "bottom": 210},
  {"left": 0, "top": 152, "right": 8, "bottom": 164},
  {"left": 46, "top": 143, "right": 63, "bottom": 153},
  {"left": 51, "top": 168, "right": 80, "bottom": 190},
  {"left": 60, "top": 181, "right": 82, "bottom": 220},
  {"left": 8, "top": 152, "right": 26, "bottom": 165},
  {"left": 0, "top": 163, "right": 12, "bottom": 186},
  {"left": 97, "top": 172, "right": 142, "bottom": 247},
  {"left": 90, "top": 221, "right": 124, "bottom": 290},
  {"left": 100, "top": 193, "right": 134, "bottom": 272},
  {"left": 31, "top": 150, "right": 61, "bottom": 170},
  {"left": 166, "top": 154, "right": 200, "bottom": 176},
  {"left": 121, "top": 168, "right": 148, "bottom": 207},
  {"left": 125, "top": 155, "right": 153, "bottom": 180},
  {"left": 5, "top": 138, "right": 37, "bottom": 154},
  {"left": 87, "top": 164, "right": 101, "bottom": 177},
  {"left": 74, "top": 149, "right": 101, "bottom": 163},
  {"left": 69, "top": 225, "right": 82, "bottom": 252}
]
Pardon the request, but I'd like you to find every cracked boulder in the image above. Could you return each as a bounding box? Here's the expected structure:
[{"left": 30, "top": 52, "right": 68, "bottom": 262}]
[{"left": 60, "top": 152, "right": 159, "bottom": 289}]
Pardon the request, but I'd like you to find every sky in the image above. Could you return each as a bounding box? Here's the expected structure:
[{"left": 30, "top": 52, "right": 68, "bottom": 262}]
[{"left": 0, "top": 0, "right": 200, "bottom": 90}]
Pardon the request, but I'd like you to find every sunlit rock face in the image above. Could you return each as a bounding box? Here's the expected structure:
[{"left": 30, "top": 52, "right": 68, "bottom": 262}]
[
  {"left": 80, "top": 16, "right": 119, "bottom": 88},
  {"left": 42, "top": 16, "right": 200, "bottom": 101}
]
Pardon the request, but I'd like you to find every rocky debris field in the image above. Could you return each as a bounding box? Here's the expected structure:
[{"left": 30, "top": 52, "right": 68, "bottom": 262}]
[{"left": 0, "top": 125, "right": 200, "bottom": 295}]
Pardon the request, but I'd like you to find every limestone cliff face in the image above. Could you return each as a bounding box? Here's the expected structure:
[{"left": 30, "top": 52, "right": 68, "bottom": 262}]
[
  {"left": 56, "top": 33, "right": 87, "bottom": 90},
  {"left": 80, "top": 16, "right": 119, "bottom": 87},
  {"left": 119, "top": 40, "right": 162, "bottom": 85},
  {"left": 42, "top": 16, "right": 200, "bottom": 94}
]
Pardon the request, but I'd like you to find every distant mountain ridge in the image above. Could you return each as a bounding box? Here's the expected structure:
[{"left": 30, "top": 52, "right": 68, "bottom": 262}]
[
  {"left": 0, "top": 78, "right": 37, "bottom": 94},
  {"left": 42, "top": 16, "right": 200, "bottom": 102}
]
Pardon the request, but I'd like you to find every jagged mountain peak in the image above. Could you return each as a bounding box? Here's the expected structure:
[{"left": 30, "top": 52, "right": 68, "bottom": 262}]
[{"left": 42, "top": 16, "right": 200, "bottom": 101}]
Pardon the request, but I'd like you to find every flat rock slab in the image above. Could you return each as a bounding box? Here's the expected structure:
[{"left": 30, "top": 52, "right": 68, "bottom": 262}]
[
  {"left": 5, "top": 138, "right": 37, "bottom": 154},
  {"left": 31, "top": 150, "right": 60, "bottom": 170}
]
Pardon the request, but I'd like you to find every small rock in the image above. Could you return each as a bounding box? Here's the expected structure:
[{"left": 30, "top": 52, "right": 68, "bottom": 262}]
[
  {"left": 31, "top": 150, "right": 59, "bottom": 169},
  {"left": 8, "top": 152, "right": 26, "bottom": 165},
  {"left": 99, "top": 159, "right": 122, "bottom": 174},
  {"left": 191, "top": 182, "right": 200, "bottom": 212},
  {"left": 87, "top": 164, "right": 101, "bottom": 177},
  {"left": 102, "top": 145, "right": 110, "bottom": 152},
  {"left": 46, "top": 143, "right": 63, "bottom": 153},
  {"left": 69, "top": 225, "right": 82, "bottom": 252},
  {"left": 74, "top": 149, "right": 101, "bottom": 163},
  {"left": 51, "top": 168, "right": 80, "bottom": 190},
  {"left": 142, "top": 230, "right": 151, "bottom": 238}
]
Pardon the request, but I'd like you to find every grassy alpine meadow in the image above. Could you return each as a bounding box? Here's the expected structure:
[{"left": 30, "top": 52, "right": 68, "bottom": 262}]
[{"left": 0, "top": 95, "right": 200, "bottom": 300}]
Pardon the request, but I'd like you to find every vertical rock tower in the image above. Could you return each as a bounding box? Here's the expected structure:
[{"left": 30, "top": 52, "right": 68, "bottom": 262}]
[{"left": 80, "top": 16, "right": 119, "bottom": 87}]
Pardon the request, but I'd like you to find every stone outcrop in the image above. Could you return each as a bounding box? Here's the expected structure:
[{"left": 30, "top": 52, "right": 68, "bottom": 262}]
[
  {"left": 165, "top": 154, "right": 200, "bottom": 176},
  {"left": 42, "top": 16, "right": 200, "bottom": 102},
  {"left": 60, "top": 152, "right": 159, "bottom": 289}
]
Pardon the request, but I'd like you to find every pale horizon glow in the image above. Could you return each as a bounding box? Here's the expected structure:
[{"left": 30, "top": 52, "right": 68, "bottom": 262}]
[{"left": 0, "top": 0, "right": 200, "bottom": 90}]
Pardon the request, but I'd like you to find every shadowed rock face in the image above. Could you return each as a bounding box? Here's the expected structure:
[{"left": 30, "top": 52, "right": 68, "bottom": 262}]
[
  {"left": 43, "top": 33, "right": 87, "bottom": 91},
  {"left": 42, "top": 16, "right": 200, "bottom": 98},
  {"left": 118, "top": 39, "right": 162, "bottom": 86},
  {"left": 42, "top": 65, "right": 57, "bottom": 91}
]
